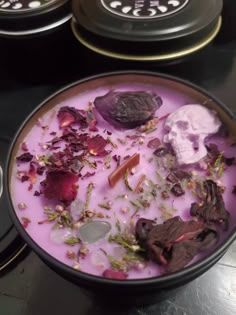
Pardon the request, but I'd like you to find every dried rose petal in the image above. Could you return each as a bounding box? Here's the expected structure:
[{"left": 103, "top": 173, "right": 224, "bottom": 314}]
[
  {"left": 34, "top": 191, "right": 42, "bottom": 196},
  {"left": 147, "top": 138, "right": 161, "bottom": 150},
  {"left": 89, "top": 120, "right": 98, "bottom": 132},
  {"left": 16, "top": 152, "right": 33, "bottom": 162},
  {"left": 86, "top": 110, "right": 98, "bottom": 132},
  {"left": 88, "top": 135, "right": 107, "bottom": 156},
  {"left": 21, "top": 217, "right": 31, "bottom": 228},
  {"left": 102, "top": 269, "right": 128, "bottom": 280},
  {"left": 21, "top": 142, "right": 28, "bottom": 152},
  {"left": 58, "top": 106, "right": 87, "bottom": 129},
  {"left": 113, "top": 155, "right": 121, "bottom": 167},
  {"left": 41, "top": 170, "right": 79, "bottom": 203},
  {"left": 58, "top": 107, "right": 77, "bottom": 128},
  {"left": 37, "top": 166, "right": 46, "bottom": 175}
]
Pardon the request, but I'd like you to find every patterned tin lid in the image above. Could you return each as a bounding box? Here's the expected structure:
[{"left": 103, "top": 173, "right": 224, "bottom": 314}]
[{"left": 0, "top": 0, "right": 72, "bottom": 36}]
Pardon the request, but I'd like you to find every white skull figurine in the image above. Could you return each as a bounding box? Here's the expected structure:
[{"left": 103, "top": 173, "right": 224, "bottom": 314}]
[{"left": 164, "top": 104, "right": 222, "bottom": 165}]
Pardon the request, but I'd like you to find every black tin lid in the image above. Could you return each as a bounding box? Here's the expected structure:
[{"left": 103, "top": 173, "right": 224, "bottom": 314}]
[
  {"left": 0, "top": 0, "right": 72, "bottom": 36},
  {"left": 72, "top": 0, "right": 223, "bottom": 61}
]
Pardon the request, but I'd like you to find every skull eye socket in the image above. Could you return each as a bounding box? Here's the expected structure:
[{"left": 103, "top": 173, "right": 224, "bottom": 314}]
[
  {"left": 176, "top": 121, "right": 189, "bottom": 130},
  {"left": 188, "top": 134, "right": 199, "bottom": 150}
]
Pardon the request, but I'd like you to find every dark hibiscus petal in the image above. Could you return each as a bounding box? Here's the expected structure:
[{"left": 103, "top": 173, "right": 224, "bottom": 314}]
[
  {"left": 167, "top": 240, "right": 201, "bottom": 273},
  {"left": 190, "top": 180, "right": 229, "bottom": 229},
  {"left": 94, "top": 90, "right": 162, "bottom": 129},
  {"left": 135, "top": 218, "right": 156, "bottom": 247},
  {"left": 41, "top": 170, "right": 79, "bottom": 203},
  {"left": 16, "top": 152, "right": 33, "bottom": 162},
  {"left": 135, "top": 216, "right": 218, "bottom": 273}
]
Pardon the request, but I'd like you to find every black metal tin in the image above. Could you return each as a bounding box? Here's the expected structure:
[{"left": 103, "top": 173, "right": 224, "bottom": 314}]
[
  {"left": 6, "top": 71, "right": 236, "bottom": 306},
  {"left": 71, "top": 0, "right": 223, "bottom": 61},
  {"left": 0, "top": 0, "right": 71, "bottom": 36},
  {"left": 0, "top": 135, "right": 27, "bottom": 273}
]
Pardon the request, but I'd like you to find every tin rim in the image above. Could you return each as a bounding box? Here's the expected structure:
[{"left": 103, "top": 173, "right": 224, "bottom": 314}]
[
  {"left": 0, "top": 13, "right": 71, "bottom": 36},
  {"left": 71, "top": 16, "right": 222, "bottom": 62}
]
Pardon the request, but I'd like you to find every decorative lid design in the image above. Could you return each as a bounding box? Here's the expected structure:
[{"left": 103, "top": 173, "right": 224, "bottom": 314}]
[
  {"left": 100, "top": 0, "right": 190, "bottom": 19},
  {"left": 0, "top": 0, "right": 56, "bottom": 11}
]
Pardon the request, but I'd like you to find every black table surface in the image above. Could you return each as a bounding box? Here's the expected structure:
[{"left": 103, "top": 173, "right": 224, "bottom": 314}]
[{"left": 1, "top": 3, "right": 236, "bottom": 313}]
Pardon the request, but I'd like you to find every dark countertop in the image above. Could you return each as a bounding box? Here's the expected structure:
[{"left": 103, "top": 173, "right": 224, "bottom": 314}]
[{"left": 1, "top": 2, "right": 236, "bottom": 313}]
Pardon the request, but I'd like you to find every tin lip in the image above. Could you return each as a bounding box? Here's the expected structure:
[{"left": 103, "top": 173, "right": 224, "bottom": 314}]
[
  {"left": 0, "top": 13, "right": 72, "bottom": 36},
  {"left": 0, "top": 244, "right": 27, "bottom": 272},
  {"left": 72, "top": 0, "right": 223, "bottom": 42},
  {"left": 71, "top": 16, "right": 222, "bottom": 62},
  {"left": 6, "top": 70, "right": 236, "bottom": 290}
]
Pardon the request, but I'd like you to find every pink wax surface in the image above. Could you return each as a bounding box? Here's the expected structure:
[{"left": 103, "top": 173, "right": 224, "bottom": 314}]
[{"left": 10, "top": 82, "right": 236, "bottom": 279}]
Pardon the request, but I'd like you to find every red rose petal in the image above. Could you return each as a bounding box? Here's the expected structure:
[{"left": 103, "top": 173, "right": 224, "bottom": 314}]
[
  {"left": 102, "top": 269, "right": 128, "bottom": 279},
  {"left": 88, "top": 135, "right": 107, "bottom": 156},
  {"left": 41, "top": 170, "right": 79, "bottom": 203},
  {"left": 58, "top": 106, "right": 88, "bottom": 129},
  {"left": 21, "top": 142, "right": 28, "bottom": 152},
  {"left": 147, "top": 138, "right": 161, "bottom": 149},
  {"left": 21, "top": 217, "right": 31, "bottom": 229},
  {"left": 58, "top": 107, "right": 77, "bottom": 128}
]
